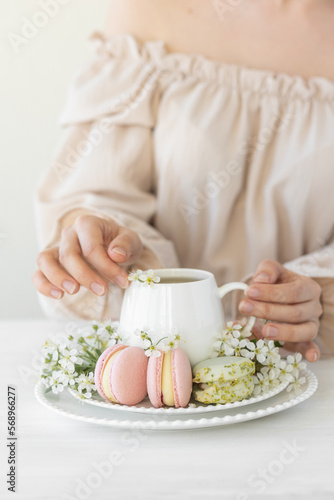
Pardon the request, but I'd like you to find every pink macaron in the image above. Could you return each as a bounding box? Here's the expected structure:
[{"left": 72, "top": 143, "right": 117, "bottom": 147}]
[
  {"left": 94, "top": 345, "right": 148, "bottom": 406},
  {"left": 147, "top": 348, "right": 193, "bottom": 408}
]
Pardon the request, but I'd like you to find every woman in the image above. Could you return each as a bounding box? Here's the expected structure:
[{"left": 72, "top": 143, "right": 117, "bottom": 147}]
[{"left": 32, "top": 0, "right": 334, "bottom": 362}]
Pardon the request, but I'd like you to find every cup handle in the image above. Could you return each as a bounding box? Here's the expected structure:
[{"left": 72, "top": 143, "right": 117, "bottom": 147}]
[{"left": 217, "top": 282, "right": 256, "bottom": 332}]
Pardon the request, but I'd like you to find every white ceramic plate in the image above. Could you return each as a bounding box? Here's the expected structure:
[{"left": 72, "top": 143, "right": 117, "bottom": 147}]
[
  {"left": 35, "top": 369, "right": 317, "bottom": 431},
  {"left": 67, "top": 379, "right": 289, "bottom": 414}
]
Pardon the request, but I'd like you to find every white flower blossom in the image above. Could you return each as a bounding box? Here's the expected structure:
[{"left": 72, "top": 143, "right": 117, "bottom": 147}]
[
  {"left": 134, "top": 329, "right": 149, "bottom": 340},
  {"left": 261, "top": 360, "right": 281, "bottom": 381},
  {"left": 163, "top": 335, "right": 183, "bottom": 350},
  {"left": 59, "top": 359, "right": 75, "bottom": 374},
  {"left": 60, "top": 348, "right": 79, "bottom": 364},
  {"left": 278, "top": 360, "right": 295, "bottom": 383},
  {"left": 134, "top": 327, "right": 184, "bottom": 355},
  {"left": 76, "top": 372, "right": 96, "bottom": 393},
  {"left": 213, "top": 339, "right": 223, "bottom": 351},
  {"left": 134, "top": 329, "right": 151, "bottom": 349},
  {"left": 56, "top": 372, "right": 69, "bottom": 387},
  {"left": 145, "top": 345, "right": 162, "bottom": 357},
  {"left": 232, "top": 324, "right": 242, "bottom": 330},
  {"left": 47, "top": 371, "right": 65, "bottom": 394},
  {"left": 286, "top": 352, "right": 307, "bottom": 378},
  {"left": 96, "top": 327, "right": 112, "bottom": 343},
  {"left": 246, "top": 339, "right": 268, "bottom": 363},
  {"left": 128, "top": 269, "right": 143, "bottom": 282},
  {"left": 84, "top": 335, "right": 100, "bottom": 349},
  {"left": 232, "top": 338, "right": 249, "bottom": 356},
  {"left": 264, "top": 340, "right": 280, "bottom": 362},
  {"left": 169, "top": 328, "right": 184, "bottom": 344},
  {"left": 240, "top": 326, "right": 253, "bottom": 338},
  {"left": 239, "top": 340, "right": 257, "bottom": 359},
  {"left": 287, "top": 374, "right": 307, "bottom": 393},
  {"left": 253, "top": 372, "right": 270, "bottom": 396},
  {"left": 72, "top": 389, "right": 93, "bottom": 400},
  {"left": 215, "top": 328, "right": 233, "bottom": 344},
  {"left": 139, "top": 269, "right": 161, "bottom": 286},
  {"left": 224, "top": 337, "right": 239, "bottom": 356},
  {"left": 42, "top": 336, "right": 67, "bottom": 361},
  {"left": 59, "top": 348, "right": 79, "bottom": 374},
  {"left": 165, "top": 329, "right": 184, "bottom": 350},
  {"left": 165, "top": 339, "right": 177, "bottom": 350}
]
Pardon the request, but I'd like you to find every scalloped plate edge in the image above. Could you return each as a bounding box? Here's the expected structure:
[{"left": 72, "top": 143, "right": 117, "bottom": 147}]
[
  {"left": 34, "top": 370, "right": 318, "bottom": 431},
  {"left": 67, "top": 379, "right": 290, "bottom": 414}
]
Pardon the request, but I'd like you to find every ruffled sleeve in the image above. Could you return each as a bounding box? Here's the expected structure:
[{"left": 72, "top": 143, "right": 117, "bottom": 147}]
[
  {"left": 34, "top": 33, "right": 179, "bottom": 322},
  {"left": 58, "top": 33, "right": 165, "bottom": 127}
]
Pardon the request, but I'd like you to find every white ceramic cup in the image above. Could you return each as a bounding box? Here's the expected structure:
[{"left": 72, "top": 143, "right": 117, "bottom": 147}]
[{"left": 119, "top": 268, "right": 255, "bottom": 366}]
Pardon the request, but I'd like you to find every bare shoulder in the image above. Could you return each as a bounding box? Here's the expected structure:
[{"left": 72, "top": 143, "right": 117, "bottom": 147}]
[
  {"left": 105, "top": 0, "right": 167, "bottom": 42},
  {"left": 104, "top": 0, "right": 334, "bottom": 81},
  {"left": 104, "top": 0, "right": 215, "bottom": 52}
]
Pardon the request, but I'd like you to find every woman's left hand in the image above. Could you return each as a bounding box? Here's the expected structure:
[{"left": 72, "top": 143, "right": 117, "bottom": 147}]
[{"left": 239, "top": 259, "right": 323, "bottom": 363}]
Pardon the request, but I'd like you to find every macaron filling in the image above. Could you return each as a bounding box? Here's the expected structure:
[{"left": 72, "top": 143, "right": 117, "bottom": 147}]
[{"left": 161, "top": 351, "right": 175, "bottom": 406}]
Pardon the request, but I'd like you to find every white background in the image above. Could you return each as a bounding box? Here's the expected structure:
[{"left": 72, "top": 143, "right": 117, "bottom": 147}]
[{"left": 0, "top": 0, "right": 111, "bottom": 319}]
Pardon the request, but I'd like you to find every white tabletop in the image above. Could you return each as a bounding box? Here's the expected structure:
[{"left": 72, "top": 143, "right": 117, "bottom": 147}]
[{"left": 1, "top": 320, "right": 333, "bottom": 500}]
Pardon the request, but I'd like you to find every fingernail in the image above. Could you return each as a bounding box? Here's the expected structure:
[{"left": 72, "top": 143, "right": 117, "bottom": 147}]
[
  {"left": 254, "top": 272, "right": 270, "bottom": 283},
  {"left": 50, "top": 289, "right": 62, "bottom": 299},
  {"left": 110, "top": 247, "right": 127, "bottom": 258},
  {"left": 265, "top": 326, "right": 279, "bottom": 339},
  {"left": 239, "top": 300, "right": 254, "bottom": 313},
  {"left": 63, "top": 280, "right": 76, "bottom": 294},
  {"left": 313, "top": 351, "right": 318, "bottom": 362},
  {"left": 91, "top": 282, "right": 105, "bottom": 296},
  {"left": 114, "top": 276, "right": 128, "bottom": 289},
  {"left": 246, "top": 287, "right": 261, "bottom": 299}
]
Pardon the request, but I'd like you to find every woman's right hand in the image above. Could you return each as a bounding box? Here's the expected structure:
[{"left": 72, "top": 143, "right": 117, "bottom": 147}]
[{"left": 32, "top": 215, "right": 143, "bottom": 299}]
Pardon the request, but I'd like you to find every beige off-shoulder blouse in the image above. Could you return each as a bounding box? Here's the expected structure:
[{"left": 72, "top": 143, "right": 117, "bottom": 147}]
[{"left": 35, "top": 33, "right": 334, "bottom": 354}]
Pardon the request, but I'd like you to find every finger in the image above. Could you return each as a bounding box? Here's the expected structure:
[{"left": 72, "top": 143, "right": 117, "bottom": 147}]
[
  {"left": 253, "top": 259, "right": 286, "bottom": 284},
  {"left": 239, "top": 298, "right": 322, "bottom": 324},
  {"left": 246, "top": 280, "right": 317, "bottom": 304},
  {"left": 108, "top": 227, "right": 143, "bottom": 265},
  {"left": 36, "top": 248, "right": 79, "bottom": 295},
  {"left": 74, "top": 222, "right": 129, "bottom": 289},
  {"left": 283, "top": 340, "right": 321, "bottom": 363},
  {"left": 262, "top": 320, "right": 319, "bottom": 343},
  {"left": 59, "top": 227, "right": 108, "bottom": 295},
  {"left": 32, "top": 269, "right": 64, "bottom": 299}
]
